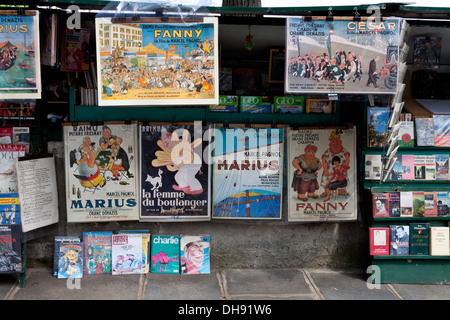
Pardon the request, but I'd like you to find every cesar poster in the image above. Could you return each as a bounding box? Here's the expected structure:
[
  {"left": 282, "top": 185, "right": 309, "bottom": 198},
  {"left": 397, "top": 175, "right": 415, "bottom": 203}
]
[
  {"left": 285, "top": 17, "right": 400, "bottom": 94},
  {"left": 63, "top": 122, "right": 139, "bottom": 222},
  {"left": 287, "top": 127, "right": 357, "bottom": 222},
  {"left": 0, "top": 11, "right": 41, "bottom": 99},
  {"left": 140, "top": 123, "right": 211, "bottom": 221},
  {"left": 212, "top": 125, "right": 283, "bottom": 220},
  {"left": 95, "top": 17, "right": 218, "bottom": 106}
]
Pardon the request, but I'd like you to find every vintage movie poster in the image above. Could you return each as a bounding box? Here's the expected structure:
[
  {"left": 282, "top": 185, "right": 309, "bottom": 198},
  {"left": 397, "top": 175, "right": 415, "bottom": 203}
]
[
  {"left": 212, "top": 125, "right": 283, "bottom": 220},
  {"left": 63, "top": 122, "right": 139, "bottom": 222},
  {"left": 0, "top": 11, "right": 41, "bottom": 99},
  {"left": 287, "top": 127, "right": 357, "bottom": 222},
  {"left": 95, "top": 17, "right": 218, "bottom": 106},
  {"left": 285, "top": 17, "right": 400, "bottom": 94},
  {"left": 140, "top": 123, "right": 211, "bottom": 221}
]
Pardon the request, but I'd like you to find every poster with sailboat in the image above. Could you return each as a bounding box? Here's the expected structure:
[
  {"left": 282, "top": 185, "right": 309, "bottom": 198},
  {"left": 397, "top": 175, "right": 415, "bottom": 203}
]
[
  {"left": 285, "top": 17, "right": 400, "bottom": 94},
  {"left": 95, "top": 17, "right": 218, "bottom": 106},
  {"left": 139, "top": 122, "right": 211, "bottom": 221},
  {"left": 287, "top": 127, "right": 357, "bottom": 222},
  {"left": 0, "top": 11, "right": 41, "bottom": 99},
  {"left": 212, "top": 125, "right": 284, "bottom": 220}
]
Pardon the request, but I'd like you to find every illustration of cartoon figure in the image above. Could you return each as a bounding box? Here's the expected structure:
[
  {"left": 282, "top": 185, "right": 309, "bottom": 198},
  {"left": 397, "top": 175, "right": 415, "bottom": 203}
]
[
  {"left": 58, "top": 246, "right": 82, "bottom": 278},
  {"left": 323, "top": 155, "right": 350, "bottom": 202},
  {"left": 291, "top": 144, "right": 322, "bottom": 201},
  {"left": 151, "top": 128, "right": 203, "bottom": 195},
  {"left": 152, "top": 251, "right": 179, "bottom": 272},
  {"left": 145, "top": 169, "right": 163, "bottom": 191},
  {"left": 70, "top": 136, "right": 105, "bottom": 189}
]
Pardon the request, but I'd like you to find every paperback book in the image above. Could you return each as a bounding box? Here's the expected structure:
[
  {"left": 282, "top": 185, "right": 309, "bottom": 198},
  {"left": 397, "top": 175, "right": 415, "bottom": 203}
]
[
  {"left": 401, "top": 154, "right": 415, "bottom": 180},
  {"left": 388, "top": 192, "right": 401, "bottom": 217},
  {"left": 364, "top": 154, "right": 382, "bottom": 180},
  {"left": 0, "top": 193, "right": 21, "bottom": 225},
  {"left": 372, "top": 193, "right": 389, "bottom": 218},
  {"left": 389, "top": 225, "right": 410, "bottom": 256},
  {"left": 424, "top": 192, "right": 438, "bottom": 217},
  {"left": 397, "top": 121, "right": 415, "bottom": 147},
  {"left": 436, "top": 191, "right": 450, "bottom": 217},
  {"left": 435, "top": 154, "right": 449, "bottom": 180},
  {"left": 415, "top": 118, "right": 435, "bottom": 146},
  {"left": 400, "top": 191, "right": 413, "bottom": 217},
  {"left": 412, "top": 192, "right": 425, "bottom": 217},
  {"left": 151, "top": 235, "right": 180, "bottom": 274},
  {"left": 410, "top": 223, "right": 430, "bottom": 255},
  {"left": 0, "top": 224, "right": 22, "bottom": 272},
  {"left": 430, "top": 227, "right": 450, "bottom": 256},
  {"left": 433, "top": 115, "right": 450, "bottom": 147},
  {"left": 370, "top": 228, "right": 389, "bottom": 255},
  {"left": 180, "top": 235, "right": 211, "bottom": 274}
]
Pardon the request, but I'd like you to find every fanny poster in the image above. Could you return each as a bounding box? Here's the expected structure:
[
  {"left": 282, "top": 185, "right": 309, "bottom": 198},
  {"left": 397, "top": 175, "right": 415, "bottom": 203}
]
[
  {"left": 139, "top": 123, "right": 211, "bottom": 221},
  {"left": 0, "top": 11, "right": 41, "bottom": 99},
  {"left": 212, "top": 125, "right": 283, "bottom": 220},
  {"left": 95, "top": 17, "right": 218, "bottom": 106},
  {"left": 285, "top": 17, "right": 400, "bottom": 94},
  {"left": 287, "top": 127, "right": 357, "bottom": 222},
  {"left": 63, "top": 122, "right": 139, "bottom": 222}
]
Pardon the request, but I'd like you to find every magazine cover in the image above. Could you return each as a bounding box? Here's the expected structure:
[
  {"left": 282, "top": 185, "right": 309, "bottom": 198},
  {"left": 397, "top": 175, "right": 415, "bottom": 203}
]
[
  {"left": 413, "top": 36, "right": 441, "bottom": 69},
  {"left": 60, "top": 28, "right": 91, "bottom": 72},
  {"left": 287, "top": 127, "right": 357, "bottom": 222},
  {"left": 367, "top": 107, "right": 390, "bottom": 147},
  {"left": 433, "top": 115, "right": 450, "bottom": 147},
  {"left": 63, "top": 122, "right": 139, "bottom": 222},
  {"left": 118, "top": 230, "right": 151, "bottom": 274},
  {"left": 285, "top": 17, "right": 400, "bottom": 94},
  {"left": 0, "top": 144, "right": 27, "bottom": 193},
  {"left": 150, "top": 235, "right": 180, "bottom": 274},
  {"left": 57, "top": 242, "right": 83, "bottom": 279},
  {"left": 180, "top": 235, "right": 210, "bottom": 275},
  {"left": 0, "top": 224, "right": 21, "bottom": 272},
  {"left": 53, "top": 236, "right": 80, "bottom": 277},
  {"left": 0, "top": 11, "right": 41, "bottom": 99},
  {"left": 0, "top": 193, "right": 20, "bottom": 224},
  {"left": 95, "top": 17, "right": 218, "bottom": 106},
  {"left": 212, "top": 125, "right": 283, "bottom": 220},
  {"left": 140, "top": 123, "right": 211, "bottom": 221},
  {"left": 111, "top": 233, "right": 143, "bottom": 275},
  {"left": 82, "top": 231, "right": 112, "bottom": 274}
]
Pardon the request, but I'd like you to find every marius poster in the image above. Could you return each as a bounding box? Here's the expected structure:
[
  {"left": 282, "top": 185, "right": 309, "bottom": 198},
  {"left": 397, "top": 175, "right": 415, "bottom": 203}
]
[
  {"left": 95, "top": 17, "right": 218, "bottom": 106},
  {"left": 63, "top": 122, "right": 139, "bottom": 222},
  {"left": 287, "top": 127, "right": 357, "bottom": 222},
  {"left": 212, "top": 125, "right": 284, "bottom": 220},
  {"left": 140, "top": 122, "right": 211, "bottom": 221},
  {"left": 0, "top": 11, "right": 41, "bottom": 99},
  {"left": 285, "top": 17, "right": 400, "bottom": 94}
]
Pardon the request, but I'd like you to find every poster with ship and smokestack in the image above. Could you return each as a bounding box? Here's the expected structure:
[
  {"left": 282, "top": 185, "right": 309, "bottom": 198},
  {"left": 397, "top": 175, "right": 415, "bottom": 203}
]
[
  {"left": 95, "top": 17, "right": 218, "bottom": 106},
  {"left": 212, "top": 125, "right": 284, "bottom": 220},
  {"left": 285, "top": 17, "right": 400, "bottom": 94},
  {"left": 0, "top": 11, "right": 41, "bottom": 99},
  {"left": 287, "top": 127, "right": 357, "bottom": 222}
]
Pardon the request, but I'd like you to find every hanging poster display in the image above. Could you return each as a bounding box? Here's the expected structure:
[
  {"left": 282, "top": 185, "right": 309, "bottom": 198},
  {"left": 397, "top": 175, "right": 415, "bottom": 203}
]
[
  {"left": 95, "top": 17, "right": 218, "bottom": 106},
  {"left": 63, "top": 122, "right": 139, "bottom": 222},
  {"left": 287, "top": 127, "right": 357, "bottom": 222},
  {"left": 0, "top": 10, "right": 41, "bottom": 99},
  {"left": 285, "top": 17, "right": 400, "bottom": 94},
  {"left": 212, "top": 125, "right": 284, "bottom": 220},
  {"left": 140, "top": 122, "right": 211, "bottom": 221}
]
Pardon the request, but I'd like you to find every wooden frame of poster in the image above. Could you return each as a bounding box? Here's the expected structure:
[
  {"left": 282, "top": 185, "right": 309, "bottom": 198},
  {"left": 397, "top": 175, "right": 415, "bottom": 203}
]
[
  {"left": 95, "top": 16, "right": 219, "bottom": 106},
  {"left": 287, "top": 126, "right": 357, "bottom": 222},
  {"left": 0, "top": 10, "right": 41, "bottom": 99}
]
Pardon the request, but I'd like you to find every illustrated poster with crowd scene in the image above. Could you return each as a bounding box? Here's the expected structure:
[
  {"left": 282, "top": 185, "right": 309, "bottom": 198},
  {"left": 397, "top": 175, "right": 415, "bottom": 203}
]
[
  {"left": 0, "top": 11, "right": 41, "bottom": 99},
  {"left": 63, "top": 122, "right": 139, "bottom": 222},
  {"left": 212, "top": 125, "right": 284, "bottom": 220},
  {"left": 95, "top": 17, "right": 218, "bottom": 106},
  {"left": 287, "top": 127, "right": 357, "bottom": 222},
  {"left": 140, "top": 123, "right": 211, "bottom": 221},
  {"left": 285, "top": 17, "right": 400, "bottom": 94}
]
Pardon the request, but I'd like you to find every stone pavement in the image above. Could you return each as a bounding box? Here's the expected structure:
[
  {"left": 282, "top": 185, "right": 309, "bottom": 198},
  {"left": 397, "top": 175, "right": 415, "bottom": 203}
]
[{"left": 1, "top": 265, "right": 449, "bottom": 301}]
